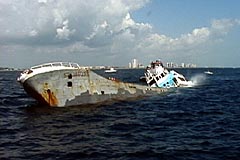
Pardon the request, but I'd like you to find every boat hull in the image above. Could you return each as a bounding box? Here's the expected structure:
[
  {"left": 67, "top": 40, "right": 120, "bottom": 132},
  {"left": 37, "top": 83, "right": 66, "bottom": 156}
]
[{"left": 21, "top": 68, "right": 169, "bottom": 107}]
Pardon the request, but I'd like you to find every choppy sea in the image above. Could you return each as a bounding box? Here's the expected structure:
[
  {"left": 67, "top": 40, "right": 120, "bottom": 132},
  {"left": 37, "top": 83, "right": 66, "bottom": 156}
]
[{"left": 0, "top": 68, "right": 240, "bottom": 160}]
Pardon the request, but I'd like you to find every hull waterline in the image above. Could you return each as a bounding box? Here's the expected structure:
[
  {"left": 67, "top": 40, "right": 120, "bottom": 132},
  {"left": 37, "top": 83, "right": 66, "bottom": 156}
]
[{"left": 17, "top": 62, "right": 170, "bottom": 107}]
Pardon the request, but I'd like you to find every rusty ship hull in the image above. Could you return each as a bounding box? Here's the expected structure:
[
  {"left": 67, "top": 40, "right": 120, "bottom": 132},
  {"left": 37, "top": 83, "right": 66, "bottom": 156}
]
[{"left": 17, "top": 62, "right": 169, "bottom": 107}]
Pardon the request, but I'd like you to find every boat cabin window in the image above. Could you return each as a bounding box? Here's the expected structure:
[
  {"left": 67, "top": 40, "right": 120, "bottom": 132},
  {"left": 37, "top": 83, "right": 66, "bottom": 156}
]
[
  {"left": 71, "top": 63, "right": 80, "bottom": 68},
  {"left": 42, "top": 64, "right": 52, "bottom": 67},
  {"left": 68, "top": 74, "right": 72, "bottom": 79},
  {"left": 62, "top": 62, "right": 71, "bottom": 67},
  {"left": 173, "top": 77, "right": 178, "bottom": 85},
  {"left": 31, "top": 66, "right": 42, "bottom": 69},
  {"left": 149, "top": 79, "right": 156, "bottom": 86},
  {"left": 52, "top": 63, "right": 61, "bottom": 67},
  {"left": 178, "top": 77, "right": 186, "bottom": 81}
]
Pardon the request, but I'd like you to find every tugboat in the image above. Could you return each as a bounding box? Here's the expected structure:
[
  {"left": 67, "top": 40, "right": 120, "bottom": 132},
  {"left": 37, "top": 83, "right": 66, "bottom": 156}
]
[
  {"left": 144, "top": 60, "right": 193, "bottom": 88},
  {"left": 17, "top": 62, "right": 169, "bottom": 107}
]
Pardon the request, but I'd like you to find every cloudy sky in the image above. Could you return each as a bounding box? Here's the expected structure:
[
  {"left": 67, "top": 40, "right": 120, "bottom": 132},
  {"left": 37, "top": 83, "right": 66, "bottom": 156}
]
[{"left": 0, "top": 0, "right": 240, "bottom": 68}]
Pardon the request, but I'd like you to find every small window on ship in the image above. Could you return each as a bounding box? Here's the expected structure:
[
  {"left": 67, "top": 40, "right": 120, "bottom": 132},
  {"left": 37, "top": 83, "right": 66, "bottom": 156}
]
[
  {"left": 67, "top": 81, "right": 72, "bottom": 87},
  {"left": 68, "top": 74, "right": 72, "bottom": 79}
]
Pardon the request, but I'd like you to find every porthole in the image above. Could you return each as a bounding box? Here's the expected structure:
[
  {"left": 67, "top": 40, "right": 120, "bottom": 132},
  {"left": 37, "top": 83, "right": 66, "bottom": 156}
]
[
  {"left": 68, "top": 74, "right": 72, "bottom": 79},
  {"left": 67, "top": 81, "right": 72, "bottom": 87}
]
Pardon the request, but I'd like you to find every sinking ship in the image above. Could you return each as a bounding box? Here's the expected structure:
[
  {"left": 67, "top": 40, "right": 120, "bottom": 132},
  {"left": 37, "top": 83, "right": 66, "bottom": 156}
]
[
  {"left": 144, "top": 60, "right": 193, "bottom": 88},
  {"left": 17, "top": 62, "right": 169, "bottom": 107}
]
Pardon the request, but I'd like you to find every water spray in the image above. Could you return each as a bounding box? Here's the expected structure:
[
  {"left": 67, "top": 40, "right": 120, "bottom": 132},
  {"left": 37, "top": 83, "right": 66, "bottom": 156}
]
[{"left": 190, "top": 74, "right": 207, "bottom": 86}]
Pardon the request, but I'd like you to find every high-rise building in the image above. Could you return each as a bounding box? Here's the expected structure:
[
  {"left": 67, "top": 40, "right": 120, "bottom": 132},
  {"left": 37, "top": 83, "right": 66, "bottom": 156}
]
[
  {"left": 181, "top": 63, "right": 185, "bottom": 68},
  {"left": 166, "top": 62, "right": 169, "bottom": 68},
  {"left": 128, "top": 62, "right": 132, "bottom": 68},
  {"left": 132, "top": 59, "right": 138, "bottom": 68},
  {"left": 128, "top": 58, "right": 145, "bottom": 68}
]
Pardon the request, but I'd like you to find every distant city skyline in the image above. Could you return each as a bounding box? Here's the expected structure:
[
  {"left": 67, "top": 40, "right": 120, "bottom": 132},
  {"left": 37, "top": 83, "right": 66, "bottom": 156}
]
[
  {"left": 128, "top": 58, "right": 197, "bottom": 69},
  {"left": 1, "top": 0, "right": 240, "bottom": 68}
]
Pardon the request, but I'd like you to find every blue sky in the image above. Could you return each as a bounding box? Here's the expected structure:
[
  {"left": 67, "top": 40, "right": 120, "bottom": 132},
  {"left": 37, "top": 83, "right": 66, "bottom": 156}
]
[
  {"left": 0, "top": 0, "right": 240, "bottom": 68},
  {"left": 131, "top": 0, "right": 240, "bottom": 67},
  {"left": 133, "top": 0, "right": 240, "bottom": 36}
]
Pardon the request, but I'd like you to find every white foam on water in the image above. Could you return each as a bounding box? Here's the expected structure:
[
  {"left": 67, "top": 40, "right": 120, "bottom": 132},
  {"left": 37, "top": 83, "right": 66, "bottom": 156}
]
[{"left": 190, "top": 74, "right": 207, "bottom": 86}]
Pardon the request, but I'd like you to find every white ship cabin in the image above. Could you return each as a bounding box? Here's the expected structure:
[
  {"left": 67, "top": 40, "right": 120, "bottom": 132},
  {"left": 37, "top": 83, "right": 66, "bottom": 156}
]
[{"left": 17, "top": 62, "right": 83, "bottom": 83}]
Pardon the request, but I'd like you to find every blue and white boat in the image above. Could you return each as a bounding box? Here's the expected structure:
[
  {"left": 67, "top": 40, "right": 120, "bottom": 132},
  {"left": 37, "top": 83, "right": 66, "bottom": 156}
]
[{"left": 144, "top": 60, "right": 193, "bottom": 88}]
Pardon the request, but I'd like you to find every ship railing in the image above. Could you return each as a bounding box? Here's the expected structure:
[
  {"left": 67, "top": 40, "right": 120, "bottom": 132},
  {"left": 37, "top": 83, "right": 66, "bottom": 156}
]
[{"left": 30, "top": 62, "right": 81, "bottom": 70}]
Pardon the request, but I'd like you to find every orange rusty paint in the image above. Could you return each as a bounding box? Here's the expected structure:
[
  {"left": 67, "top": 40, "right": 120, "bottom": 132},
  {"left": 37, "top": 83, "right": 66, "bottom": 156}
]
[
  {"left": 108, "top": 77, "right": 121, "bottom": 82},
  {"left": 41, "top": 89, "right": 58, "bottom": 106}
]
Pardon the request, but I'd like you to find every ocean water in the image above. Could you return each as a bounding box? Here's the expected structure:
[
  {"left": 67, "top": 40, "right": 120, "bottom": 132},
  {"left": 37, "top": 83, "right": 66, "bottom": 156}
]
[{"left": 0, "top": 68, "right": 240, "bottom": 160}]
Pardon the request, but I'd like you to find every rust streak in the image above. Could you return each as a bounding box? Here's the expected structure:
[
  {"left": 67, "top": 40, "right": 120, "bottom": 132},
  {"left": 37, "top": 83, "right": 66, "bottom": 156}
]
[{"left": 41, "top": 89, "right": 58, "bottom": 106}]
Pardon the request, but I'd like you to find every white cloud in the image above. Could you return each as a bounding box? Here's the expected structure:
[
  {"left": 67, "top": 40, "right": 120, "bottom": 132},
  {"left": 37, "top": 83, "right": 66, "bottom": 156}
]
[
  {"left": 211, "top": 19, "right": 240, "bottom": 34},
  {"left": 38, "top": 0, "right": 47, "bottom": 4},
  {"left": 120, "top": 13, "right": 152, "bottom": 33},
  {"left": 137, "top": 26, "right": 210, "bottom": 53},
  {"left": 86, "top": 21, "right": 110, "bottom": 40},
  {"left": 29, "top": 30, "right": 38, "bottom": 37},
  {"left": 0, "top": 0, "right": 239, "bottom": 67},
  {"left": 56, "top": 20, "right": 75, "bottom": 40}
]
